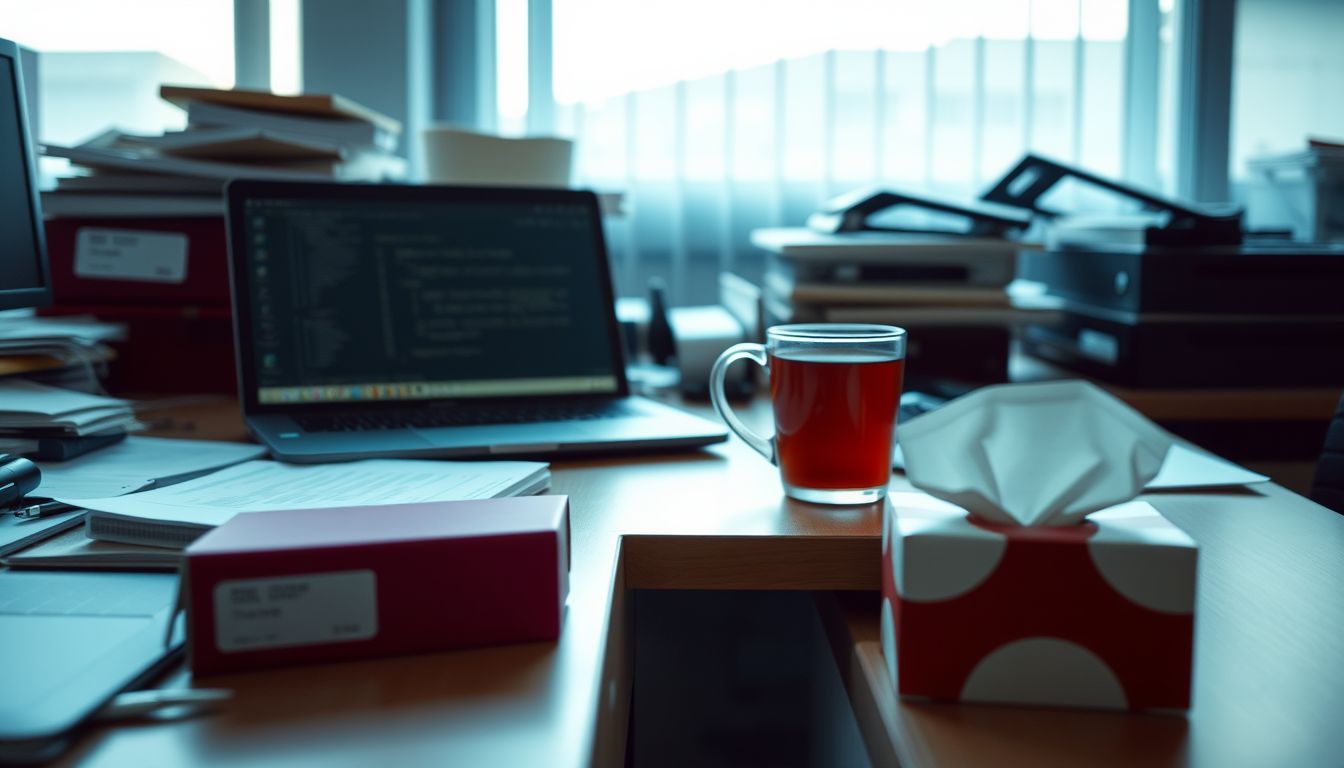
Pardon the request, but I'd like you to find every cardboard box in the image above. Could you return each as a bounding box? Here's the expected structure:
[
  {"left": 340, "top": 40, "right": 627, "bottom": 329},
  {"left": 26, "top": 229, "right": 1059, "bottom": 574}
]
[
  {"left": 880, "top": 493, "right": 1196, "bottom": 711},
  {"left": 184, "top": 496, "right": 569, "bottom": 675}
]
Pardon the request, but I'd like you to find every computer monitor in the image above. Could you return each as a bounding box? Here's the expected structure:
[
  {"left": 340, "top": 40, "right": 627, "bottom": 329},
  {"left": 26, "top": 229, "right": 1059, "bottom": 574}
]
[{"left": 0, "top": 36, "right": 50, "bottom": 311}]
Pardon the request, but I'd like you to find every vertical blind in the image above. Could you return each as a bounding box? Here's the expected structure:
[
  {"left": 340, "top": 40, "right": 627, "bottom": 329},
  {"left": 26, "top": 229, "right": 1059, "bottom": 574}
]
[{"left": 515, "top": 0, "right": 1158, "bottom": 304}]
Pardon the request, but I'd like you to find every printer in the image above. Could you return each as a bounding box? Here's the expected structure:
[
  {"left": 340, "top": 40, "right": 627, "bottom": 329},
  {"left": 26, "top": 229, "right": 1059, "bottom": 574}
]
[{"left": 986, "top": 155, "right": 1344, "bottom": 388}]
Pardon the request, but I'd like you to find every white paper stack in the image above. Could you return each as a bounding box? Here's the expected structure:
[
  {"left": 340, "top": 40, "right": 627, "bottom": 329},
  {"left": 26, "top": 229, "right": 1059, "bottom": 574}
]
[
  {"left": 0, "top": 380, "right": 138, "bottom": 438},
  {"left": 67, "top": 458, "right": 552, "bottom": 549}
]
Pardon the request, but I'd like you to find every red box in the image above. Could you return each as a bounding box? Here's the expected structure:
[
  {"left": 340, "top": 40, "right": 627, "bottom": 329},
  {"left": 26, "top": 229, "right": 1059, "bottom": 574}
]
[
  {"left": 45, "top": 216, "right": 229, "bottom": 306},
  {"left": 184, "top": 496, "right": 569, "bottom": 675},
  {"left": 880, "top": 492, "right": 1196, "bottom": 711}
]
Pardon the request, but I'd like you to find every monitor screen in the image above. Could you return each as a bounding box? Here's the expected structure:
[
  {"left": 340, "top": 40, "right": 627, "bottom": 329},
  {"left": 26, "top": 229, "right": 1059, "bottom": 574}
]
[
  {"left": 0, "top": 41, "right": 48, "bottom": 311},
  {"left": 240, "top": 194, "right": 622, "bottom": 405}
]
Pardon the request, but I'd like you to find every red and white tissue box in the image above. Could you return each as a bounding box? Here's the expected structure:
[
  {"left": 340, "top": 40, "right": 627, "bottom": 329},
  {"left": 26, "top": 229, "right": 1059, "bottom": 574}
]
[
  {"left": 880, "top": 492, "right": 1197, "bottom": 711},
  {"left": 184, "top": 495, "right": 569, "bottom": 676}
]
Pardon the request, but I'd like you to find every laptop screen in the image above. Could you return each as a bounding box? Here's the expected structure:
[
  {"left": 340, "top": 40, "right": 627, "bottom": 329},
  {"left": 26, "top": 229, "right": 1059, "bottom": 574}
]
[{"left": 238, "top": 191, "right": 622, "bottom": 406}]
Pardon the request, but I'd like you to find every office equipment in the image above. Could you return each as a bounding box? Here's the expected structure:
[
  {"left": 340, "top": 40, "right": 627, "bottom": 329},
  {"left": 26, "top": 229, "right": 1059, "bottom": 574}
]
[
  {"left": 1244, "top": 140, "right": 1344, "bottom": 242},
  {"left": 0, "top": 36, "right": 49, "bottom": 312},
  {"left": 1019, "top": 310, "right": 1344, "bottom": 388},
  {"left": 32, "top": 435, "right": 267, "bottom": 499},
  {"left": 0, "top": 570, "right": 183, "bottom": 760},
  {"left": 0, "top": 453, "right": 41, "bottom": 507},
  {"left": 74, "top": 458, "right": 551, "bottom": 548},
  {"left": 227, "top": 181, "right": 727, "bottom": 462},
  {"left": 995, "top": 154, "right": 1344, "bottom": 388},
  {"left": 184, "top": 495, "right": 569, "bottom": 674},
  {"left": 753, "top": 191, "right": 1047, "bottom": 389},
  {"left": 807, "top": 187, "right": 1031, "bottom": 238}
]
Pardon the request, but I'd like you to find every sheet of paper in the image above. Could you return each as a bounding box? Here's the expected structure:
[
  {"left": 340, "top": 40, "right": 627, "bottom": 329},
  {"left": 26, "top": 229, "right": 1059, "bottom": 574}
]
[
  {"left": 62, "top": 458, "right": 549, "bottom": 528},
  {"left": 1146, "top": 442, "right": 1269, "bottom": 489},
  {"left": 892, "top": 440, "right": 1269, "bottom": 490},
  {"left": 0, "top": 379, "right": 129, "bottom": 416},
  {"left": 36, "top": 436, "right": 269, "bottom": 499}
]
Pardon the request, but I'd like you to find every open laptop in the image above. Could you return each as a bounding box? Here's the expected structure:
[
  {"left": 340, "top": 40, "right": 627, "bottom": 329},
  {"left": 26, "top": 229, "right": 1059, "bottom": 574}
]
[
  {"left": 226, "top": 181, "right": 727, "bottom": 463},
  {"left": 0, "top": 571, "right": 183, "bottom": 761}
]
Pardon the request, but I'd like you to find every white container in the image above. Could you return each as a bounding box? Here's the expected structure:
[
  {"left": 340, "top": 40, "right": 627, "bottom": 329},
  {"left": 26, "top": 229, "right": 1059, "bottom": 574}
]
[{"left": 1244, "top": 146, "right": 1344, "bottom": 242}]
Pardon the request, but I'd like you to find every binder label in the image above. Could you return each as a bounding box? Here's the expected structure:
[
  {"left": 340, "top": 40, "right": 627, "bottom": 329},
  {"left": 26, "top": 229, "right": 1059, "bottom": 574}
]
[
  {"left": 75, "top": 228, "right": 189, "bottom": 283},
  {"left": 215, "top": 570, "right": 378, "bottom": 652}
]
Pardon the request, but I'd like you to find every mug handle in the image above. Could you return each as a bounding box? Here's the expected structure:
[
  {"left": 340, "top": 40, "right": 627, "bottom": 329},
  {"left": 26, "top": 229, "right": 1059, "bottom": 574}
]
[{"left": 709, "top": 343, "right": 775, "bottom": 464}]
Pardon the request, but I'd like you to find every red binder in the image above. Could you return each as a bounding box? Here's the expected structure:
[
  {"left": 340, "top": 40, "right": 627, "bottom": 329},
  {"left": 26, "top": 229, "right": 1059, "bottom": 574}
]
[
  {"left": 184, "top": 496, "right": 570, "bottom": 676},
  {"left": 45, "top": 216, "right": 230, "bottom": 306}
]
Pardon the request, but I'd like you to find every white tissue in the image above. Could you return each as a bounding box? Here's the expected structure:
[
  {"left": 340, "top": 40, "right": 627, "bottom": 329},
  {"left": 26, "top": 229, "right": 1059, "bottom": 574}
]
[{"left": 899, "top": 381, "right": 1172, "bottom": 527}]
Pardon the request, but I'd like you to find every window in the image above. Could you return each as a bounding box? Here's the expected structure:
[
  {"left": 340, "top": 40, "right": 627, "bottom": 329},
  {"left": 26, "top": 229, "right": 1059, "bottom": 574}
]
[
  {"left": 500, "top": 0, "right": 1155, "bottom": 303},
  {"left": 1230, "top": 0, "right": 1344, "bottom": 178},
  {"left": 0, "top": 0, "right": 234, "bottom": 145}
]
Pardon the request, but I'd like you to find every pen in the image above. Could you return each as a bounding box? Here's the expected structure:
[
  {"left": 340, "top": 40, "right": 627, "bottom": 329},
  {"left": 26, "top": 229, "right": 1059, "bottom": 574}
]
[
  {"left": 95, "top": 688, "right": 234, "bottom": 721},
  {"left": 12, "top": 500, "right": 78, "bottom": 519}
]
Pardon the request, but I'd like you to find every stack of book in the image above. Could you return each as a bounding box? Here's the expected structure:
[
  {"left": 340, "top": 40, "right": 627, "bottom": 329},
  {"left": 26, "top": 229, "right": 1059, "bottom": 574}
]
[
  {"left": 751, "top": 227, "right": 1052, "bottom": 386},
  {"left": 42, "top": 85, "right": 405, "bottom": 217},
  {"left": 37, "top": 86, "right": 405, "bottom": 393}
]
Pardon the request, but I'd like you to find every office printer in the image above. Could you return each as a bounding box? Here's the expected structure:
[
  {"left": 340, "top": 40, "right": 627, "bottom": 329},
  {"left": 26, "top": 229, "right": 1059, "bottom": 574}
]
[
  {"left": 752, "top": 188, "right": 1041, "bottom": 389},
  {"left": 987, "top": 155, "right": 1344, "bottom": 388}
]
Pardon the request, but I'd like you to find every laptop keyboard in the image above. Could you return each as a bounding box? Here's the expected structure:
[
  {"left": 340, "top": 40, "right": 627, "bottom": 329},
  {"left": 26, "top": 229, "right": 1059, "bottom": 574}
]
[{"left": 294, "top": 400, "right": 636, "bottom": 433}]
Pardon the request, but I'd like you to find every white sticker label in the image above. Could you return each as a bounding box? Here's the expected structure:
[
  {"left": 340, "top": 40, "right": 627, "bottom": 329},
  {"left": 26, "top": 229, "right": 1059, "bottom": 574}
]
[
  {"left": 214, "top": 570, "right": 378, "bottom": 653},
  {"left": 75, "top": 228, "right": 188, "bottom": 283}
]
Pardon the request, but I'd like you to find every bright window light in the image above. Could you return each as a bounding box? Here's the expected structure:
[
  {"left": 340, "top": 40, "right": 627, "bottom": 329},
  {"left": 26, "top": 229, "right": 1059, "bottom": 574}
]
[
  {"left": 497, "top": 0, "right": 530, "bottom": 130},
  {"left": 270, "top": 0, "right": 303, "bottom": 95},
  {"left": 552, "top": 0, "right": 1127, "bottom": 105},
  {"left": 0, "top": 0, "right": 235, "bottom": 86}
]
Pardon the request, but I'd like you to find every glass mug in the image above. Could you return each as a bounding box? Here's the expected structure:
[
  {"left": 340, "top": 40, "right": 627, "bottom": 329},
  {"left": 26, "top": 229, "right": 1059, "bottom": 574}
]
[{"left": 710, "top": 324, "right": 907, "bottom": 505}]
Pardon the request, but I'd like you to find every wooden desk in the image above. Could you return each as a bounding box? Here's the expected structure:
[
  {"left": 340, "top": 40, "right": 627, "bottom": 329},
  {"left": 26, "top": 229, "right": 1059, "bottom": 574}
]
[{"left": 55, "top": 398, "right": 1344, "bottom": 767}]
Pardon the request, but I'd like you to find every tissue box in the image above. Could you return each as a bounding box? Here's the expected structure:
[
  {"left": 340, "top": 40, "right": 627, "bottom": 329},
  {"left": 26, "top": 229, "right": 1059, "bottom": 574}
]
[
  {"left": 880, "top": 493, "right": 1196, "bottom": 711},
  {"left": 184, "top": 496, "right": 569, "bottom": 675}
]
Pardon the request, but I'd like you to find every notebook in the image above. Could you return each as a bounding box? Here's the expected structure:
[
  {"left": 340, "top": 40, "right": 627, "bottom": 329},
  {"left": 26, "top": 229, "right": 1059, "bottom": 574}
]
[{"left": 226, "top": 181, "right": 726, "bottom": 463}]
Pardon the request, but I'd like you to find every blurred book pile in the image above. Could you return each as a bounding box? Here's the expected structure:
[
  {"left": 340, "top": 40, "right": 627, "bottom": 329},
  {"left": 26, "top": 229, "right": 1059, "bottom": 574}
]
[
  {"left": 36, "top": 86, "right": 404, "bottom": 394},
  {"left": 0, "top": 313, "right": 121, "bottom": 391},
  {"left": 41, "top": 85, "right": 405, "bottom": 217}
]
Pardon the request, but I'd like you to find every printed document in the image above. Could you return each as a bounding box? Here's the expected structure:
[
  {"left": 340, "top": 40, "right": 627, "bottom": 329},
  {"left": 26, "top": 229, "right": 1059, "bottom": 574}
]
[{"left": 63, "top": 459, "right": 551, "bottom": 528}]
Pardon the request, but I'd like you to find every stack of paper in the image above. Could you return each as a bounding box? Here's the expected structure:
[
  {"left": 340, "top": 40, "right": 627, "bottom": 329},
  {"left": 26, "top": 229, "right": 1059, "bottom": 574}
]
[
  {"left": 3, "top": 527, "right": 179, "bottom": 571},
  {"left": 33, "top": 435, "right": 268, "bottom": 499},
  {"left": 0, "top": 380, "right": 138, "bottom": 438},
  {"left": 0, "top": 313, "right": 123, "bottom": 394},
  {"left": 0, "top": 436, "right": 269, "bottom": 559},
  {"left": 67, "top": 458, "right": 552, "bottom": 549},
  {"left": 42, "top": 85, "right": 406, "bottom": 217}
]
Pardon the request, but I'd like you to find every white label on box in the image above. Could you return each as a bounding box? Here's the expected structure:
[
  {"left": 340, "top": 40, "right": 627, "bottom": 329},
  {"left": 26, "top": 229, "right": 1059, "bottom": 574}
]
[
  {"left": 74, "top": 228, "right": 188, "bottom": 283},
  {"left": 214, "top": 570, "right": 378, "bottom": 653}
]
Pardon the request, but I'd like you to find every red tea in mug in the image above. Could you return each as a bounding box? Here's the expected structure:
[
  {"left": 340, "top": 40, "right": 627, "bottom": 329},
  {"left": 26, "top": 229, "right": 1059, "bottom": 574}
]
[{"left": 770, "top": 349, "right": 904, "bottom": 491}]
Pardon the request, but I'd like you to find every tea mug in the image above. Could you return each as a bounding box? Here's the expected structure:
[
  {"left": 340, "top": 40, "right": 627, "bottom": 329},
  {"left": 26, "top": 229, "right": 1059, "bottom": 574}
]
[{"left": 709, "top": 324, "right": 906, "bottom": 505}]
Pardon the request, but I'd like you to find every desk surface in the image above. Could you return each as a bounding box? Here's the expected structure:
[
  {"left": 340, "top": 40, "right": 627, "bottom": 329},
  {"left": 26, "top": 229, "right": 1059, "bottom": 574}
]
[{"left": 58, "top": 398, "right": 1344, "bottom": 768}]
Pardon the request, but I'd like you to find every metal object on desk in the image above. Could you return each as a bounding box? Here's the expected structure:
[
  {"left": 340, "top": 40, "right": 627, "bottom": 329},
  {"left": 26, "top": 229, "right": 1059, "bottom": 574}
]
[{"left": 0, "top": 454, "right": 40, "bottom": 507}]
